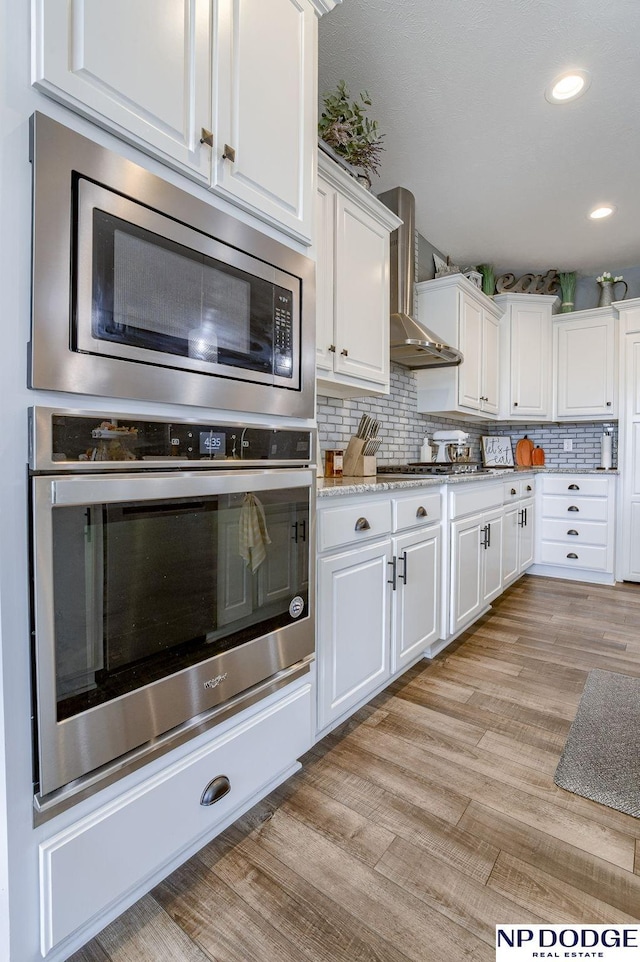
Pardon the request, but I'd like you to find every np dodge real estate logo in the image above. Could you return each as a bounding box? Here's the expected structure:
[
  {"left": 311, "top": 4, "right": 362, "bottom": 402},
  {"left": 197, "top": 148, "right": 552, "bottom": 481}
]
[{"left": 496, "top": 925, "right": 640, "bottom": 960}]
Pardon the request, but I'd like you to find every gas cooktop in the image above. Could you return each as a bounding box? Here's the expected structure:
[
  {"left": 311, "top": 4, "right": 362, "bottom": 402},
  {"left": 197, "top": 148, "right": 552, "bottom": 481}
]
[{"left": 378, "top": 462, "right": 492, "bottom": 476}]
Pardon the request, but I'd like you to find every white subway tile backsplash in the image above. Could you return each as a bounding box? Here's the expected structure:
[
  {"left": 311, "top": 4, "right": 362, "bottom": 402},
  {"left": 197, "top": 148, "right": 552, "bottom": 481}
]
[{"left": 317, "top": 363, "right": 618, "bottom": 469}]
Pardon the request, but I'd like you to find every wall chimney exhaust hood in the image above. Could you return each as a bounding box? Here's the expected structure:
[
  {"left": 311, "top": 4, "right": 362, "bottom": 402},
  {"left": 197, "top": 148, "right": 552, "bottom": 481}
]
[{"left": 378, "top": 187, "right": 463, "bottom": 369}]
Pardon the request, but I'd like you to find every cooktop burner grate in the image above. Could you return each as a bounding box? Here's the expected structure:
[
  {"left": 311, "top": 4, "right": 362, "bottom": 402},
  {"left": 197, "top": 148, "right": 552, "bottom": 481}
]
[{"left": 377, "top": 462, "right": 492, "bottom": 476}]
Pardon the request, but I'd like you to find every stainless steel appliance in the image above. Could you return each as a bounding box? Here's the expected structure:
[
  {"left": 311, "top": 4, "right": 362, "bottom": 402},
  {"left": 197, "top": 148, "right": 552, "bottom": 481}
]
[
  {"left": 432, "top": 429, "right": 471, "bottom": 463},
  {"left": 30, "top": 408, "right": 315, "bottom": 820},
  {"left": 29, "top": 113, "right": 315, "bottom": 418},
  {"left": 377, "top": 187, "right": 463, "bottom": 369},
  {"left": 377, "top": 463, "right": 490, "bottom": 476}
]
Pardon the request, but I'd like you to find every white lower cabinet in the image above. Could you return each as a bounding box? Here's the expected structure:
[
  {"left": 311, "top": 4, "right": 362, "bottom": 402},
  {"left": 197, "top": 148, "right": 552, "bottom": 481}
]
[
  {"left": 316, "top": 538, "right": 392, "bottom": 731},
  {"left": 502, "top": 478, "right": 535, "bottom": 587},
  {"left": 534, "top": 473, "right": 616, "bottom": 582},
  {"left": 391, "top": 525, "right": 441, "bottom": 672},
  {"left": 449, "top": 482, "right": 504, "bottom": 635},
  {"left": 316, "top": 489, "right": 442, "bottom": 735},
  {"left": 39, "top": 680, "right": 312, "bottom": 954}
]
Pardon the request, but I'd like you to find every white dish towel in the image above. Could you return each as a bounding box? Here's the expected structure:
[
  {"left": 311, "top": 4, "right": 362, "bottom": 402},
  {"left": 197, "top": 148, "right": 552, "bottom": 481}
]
[{"left": 239, "top": 493, "right": 272, "bottom": 572}]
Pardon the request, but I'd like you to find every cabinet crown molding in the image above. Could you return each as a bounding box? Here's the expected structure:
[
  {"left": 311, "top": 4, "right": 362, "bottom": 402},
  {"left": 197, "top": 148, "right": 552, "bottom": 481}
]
[
  {"left": 318, "top": 152, "right": 402, "bottom": 230},
  {"left": 493, "top": 292, "right": 560, "bottom": 308},
  {"left": 416, "top": 273, "right": 504, "bottom": 318},
  {"left": 310, "top": 0, "right": 342, "bottom": 13}
]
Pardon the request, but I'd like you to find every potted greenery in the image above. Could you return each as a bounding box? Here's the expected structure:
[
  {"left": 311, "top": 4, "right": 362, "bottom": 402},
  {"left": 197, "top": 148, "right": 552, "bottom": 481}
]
[{"left": 318, "top": 80, "right": 384, "bottom": 186}]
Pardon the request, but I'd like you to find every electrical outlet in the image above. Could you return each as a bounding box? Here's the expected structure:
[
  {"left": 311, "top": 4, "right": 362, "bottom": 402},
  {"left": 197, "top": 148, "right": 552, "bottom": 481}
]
[{"left": 563, "top": 438, "right": 573, "bottom": 452}]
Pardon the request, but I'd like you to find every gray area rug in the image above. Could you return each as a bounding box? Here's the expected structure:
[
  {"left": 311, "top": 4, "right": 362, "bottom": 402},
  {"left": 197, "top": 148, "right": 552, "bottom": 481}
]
[{"left": 554, "top": 668, "right": 640, "bottom": 818}]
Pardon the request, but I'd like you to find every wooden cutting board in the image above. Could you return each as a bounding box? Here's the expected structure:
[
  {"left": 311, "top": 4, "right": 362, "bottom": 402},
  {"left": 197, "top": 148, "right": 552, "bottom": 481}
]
[
  {"left": 532, "top": 445, "right": 545, "bottom": 465},
  {"left": 515, "top": 435, "right": 534, "bottom": 466}
]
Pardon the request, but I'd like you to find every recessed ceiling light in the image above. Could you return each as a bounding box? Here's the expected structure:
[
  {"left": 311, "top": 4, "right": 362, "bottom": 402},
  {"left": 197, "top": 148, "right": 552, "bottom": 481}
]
[
  {"left": 545, "top": 69, "right": 591, "bottom": 104},
  {"left": 589, "top": 205, "right": 616, "bottom": 220}
]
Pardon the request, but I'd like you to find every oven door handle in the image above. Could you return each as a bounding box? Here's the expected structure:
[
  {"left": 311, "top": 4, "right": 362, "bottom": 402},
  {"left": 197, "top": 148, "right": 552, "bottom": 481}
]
[{"left": 46, "top": 468, "right": 314, "bottom": 507}]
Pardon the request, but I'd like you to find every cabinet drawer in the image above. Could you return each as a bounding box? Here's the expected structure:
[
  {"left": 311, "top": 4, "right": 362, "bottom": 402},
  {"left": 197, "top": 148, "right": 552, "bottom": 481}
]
[
  {"left": 318, "top": 499, "right": 391, "bottom": 552},
  {"left": 540, "top": 518, "right": 609, "bottom": 547},
  {"left": 541, "top": 495, "right": 608, "bottom": 522},
  {"left": 502, "top": 478, "right": 535, "bottom": 502},
  {"left": 542, "top": 476, "right": 609, "bottom": 497},
  {"left": 39, "top": 684, "right": 312, "bottom": 953},
  {"left": 392, "top": 491, "right": 441, "bottom": 531},
  {"left": 450, "top": 483, "right": 502, "bottom": 519},
  {"left": 538, "top": 541, "right": 608, "bottom": 571}
]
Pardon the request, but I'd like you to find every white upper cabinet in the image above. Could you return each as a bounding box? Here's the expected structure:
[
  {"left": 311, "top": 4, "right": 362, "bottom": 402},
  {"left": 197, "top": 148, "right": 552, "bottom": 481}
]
[
  {"left": 315, "top": 153, "right": 401, "bottom": 398},
  {"left": 415, "top": 274, "right": 503, "bottom": 419},
  {"left": 494, "top": 293, "right": 558, "bottom": 420},
  {"left": 211, "top": 0, "right": 317, "bottom": 241},
  {"left": 33, "top": 0, "right": 328, "bottom": 243},
  {"left": 553, "top": 308, "right": 617, "bottom": 419},
  {"left": 33, "top": 0, "right": 213, "bottom": 180}
]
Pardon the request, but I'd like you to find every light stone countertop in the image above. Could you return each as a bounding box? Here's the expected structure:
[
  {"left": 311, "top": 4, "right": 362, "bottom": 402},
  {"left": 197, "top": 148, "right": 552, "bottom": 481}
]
[{"left": 316, "top": 467, "right": 618, "bottom": 498}]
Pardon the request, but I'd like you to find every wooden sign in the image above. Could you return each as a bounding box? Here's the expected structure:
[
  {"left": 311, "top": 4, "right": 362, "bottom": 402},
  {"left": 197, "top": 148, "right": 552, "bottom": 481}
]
[{"left": 495, "top": 269, "right": 560, "bottom": 295}]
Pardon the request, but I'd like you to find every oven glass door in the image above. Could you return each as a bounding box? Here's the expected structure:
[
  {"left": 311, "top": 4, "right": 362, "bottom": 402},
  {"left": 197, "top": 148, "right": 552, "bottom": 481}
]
[
  {"left": 32, "top": 469, "right": 313, "bottom": 797},
  {"left": 75, "top": 179, "right": 300, "bottom": 390}
]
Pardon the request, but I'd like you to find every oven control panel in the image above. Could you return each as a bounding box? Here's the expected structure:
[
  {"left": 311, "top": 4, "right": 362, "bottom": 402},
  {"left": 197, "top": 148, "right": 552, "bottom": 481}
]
[{"left": 30, "top": 408, "right": 315, "bottom": 471}]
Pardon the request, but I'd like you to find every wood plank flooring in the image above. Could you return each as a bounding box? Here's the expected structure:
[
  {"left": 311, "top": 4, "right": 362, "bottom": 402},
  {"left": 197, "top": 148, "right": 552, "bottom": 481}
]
[{"left": 70, "top": 575, "right": 640, "bottom": 962}]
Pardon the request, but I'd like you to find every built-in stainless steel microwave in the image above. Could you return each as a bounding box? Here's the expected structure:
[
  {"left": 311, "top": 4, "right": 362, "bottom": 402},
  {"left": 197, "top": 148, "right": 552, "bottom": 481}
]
[{"left": 29, "top": 113, "right": 315, "bottom": 418}]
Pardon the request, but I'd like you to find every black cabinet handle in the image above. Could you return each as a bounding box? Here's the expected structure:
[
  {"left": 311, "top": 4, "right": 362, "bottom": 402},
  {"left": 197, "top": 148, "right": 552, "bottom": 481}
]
[
  {"left": 486, "top": 522, "right": 491, "bottom": 547},
  {"left": 567, "top": 529, "right": 579, "bottom": 536},
  {"left": 526, "top": 485, "right": 532, "bottom": 492},
  {"left": 355, "top": 517, "right": 370, "bottom": 531},
  {"left": 568, "top": 505, "right": 579, "bottom": 512},
  {"left": 518, "top": 509, "right": 525, "bottom": 528},
  {"left": 567, "top": 552, "right": 578, "bottom": 559},
  {"left": 201, "top": 775, "right": 231, "bottom": 806},
  {"left": 513, "top": 401, "right": 519, "bottom": 407},
  {"left": 510, "top": 487, "right": 517, "bottom": 495},
  {"left": 398, "top": 550, "right": 408, "bottom": 585},
  {"left": 416, "top": 506, "right": 428, "bottom": 517},
  {"left": 387, "top": 556, "right": 397, "bottom": 590},
  {"left": 524, "top": 507, "right": 528, "bottom": 526},
  {"left": 568, "top": 484, "right": 580, "bottom": 491},
  {"left": 480, "top": 525, "right": 489, "bottom": 549}
]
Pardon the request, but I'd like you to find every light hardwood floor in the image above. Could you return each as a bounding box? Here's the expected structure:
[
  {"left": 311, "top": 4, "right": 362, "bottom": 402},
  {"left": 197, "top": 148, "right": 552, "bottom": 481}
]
[{"left": 70, "top": 575, "right": 640, "bottom": 962}]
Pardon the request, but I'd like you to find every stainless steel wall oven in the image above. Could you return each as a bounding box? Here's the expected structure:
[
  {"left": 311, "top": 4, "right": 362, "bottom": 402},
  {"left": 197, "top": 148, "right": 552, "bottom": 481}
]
[
  {"left": 29, "top": 113, "right": 315, "bottom": 418},
  {"left": 30, "top": 408, "right": 315, "bottom": 820}
]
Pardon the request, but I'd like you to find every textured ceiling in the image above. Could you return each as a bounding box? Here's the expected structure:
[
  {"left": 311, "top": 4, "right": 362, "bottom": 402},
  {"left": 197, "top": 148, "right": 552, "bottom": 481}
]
[{"left": 318, "top": 0, "right": 640, "bottom": 274}]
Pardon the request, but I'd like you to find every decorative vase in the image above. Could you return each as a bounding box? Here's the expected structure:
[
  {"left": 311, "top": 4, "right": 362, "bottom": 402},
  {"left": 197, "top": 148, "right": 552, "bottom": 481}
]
[{"left": 597, "top": 279, "right": 628, "bottom": 308}]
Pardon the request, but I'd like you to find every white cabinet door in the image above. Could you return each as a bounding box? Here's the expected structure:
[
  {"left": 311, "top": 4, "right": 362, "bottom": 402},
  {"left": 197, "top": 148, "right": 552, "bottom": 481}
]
[
  {"left": 482, "top": 312, "right": 500, "bottom": 415},
  {"left": 502, "top": 504, "right": 520, "bottom": 586},
  {"left": 510, "top": 301, "right": 552, "bottom": 417},
  {"left": 618, "top": 323, "right": 640, "bottom": 581},
  {"left": 212, "top": 0, "right": 316, "bottom": 242},
  {"left": 555, "top": 311, "right": 617, "bottom": 418},
  {"left": 333, "top": 194, "right": 390, "bottom": 388},
  {"left": 315, "top": 179, "right": 336, "bottom": 373},
  {"left": 518, "top": 497, "right": 535, "bottom": 571},
  {"left": 458, "top": 292, "right": 482, "bottom": 410},
  {"left": 33, "top": 0, "right": 212, "bottom": 180},
  {"left": 481, "top": 509, "right": 503, "bottom": 605},
  {"left": 316, "top": 540, "right": 391, "bottom": 731},
  {"left": 391, "top": 527, "right": 441, "bottom": 673},
  {"left": 450, "top": 514, "right": 483, "bottom": 634}
]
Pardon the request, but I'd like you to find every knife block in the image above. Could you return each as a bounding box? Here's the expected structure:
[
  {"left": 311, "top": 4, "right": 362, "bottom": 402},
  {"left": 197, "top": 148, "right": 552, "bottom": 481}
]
[{"left": 342, "top": 436, "right": 377, "bottom": 477}]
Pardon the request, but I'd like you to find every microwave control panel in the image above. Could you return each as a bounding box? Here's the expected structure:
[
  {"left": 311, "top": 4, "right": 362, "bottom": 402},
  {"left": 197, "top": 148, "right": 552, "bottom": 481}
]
[{"left": 273, "top": 287, "right": 294, "bottom": 378}]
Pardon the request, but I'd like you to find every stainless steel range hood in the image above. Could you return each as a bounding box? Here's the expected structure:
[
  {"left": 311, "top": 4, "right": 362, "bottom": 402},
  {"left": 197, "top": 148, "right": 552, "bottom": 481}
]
[{"left": 378, "top": 187, "right": 463, "bottom": 369}]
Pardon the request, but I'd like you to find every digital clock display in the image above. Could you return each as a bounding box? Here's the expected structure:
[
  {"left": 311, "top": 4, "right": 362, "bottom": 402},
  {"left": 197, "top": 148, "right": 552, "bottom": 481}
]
[{"left": 199, "top": 431, "right": 226, "bottom": 457}]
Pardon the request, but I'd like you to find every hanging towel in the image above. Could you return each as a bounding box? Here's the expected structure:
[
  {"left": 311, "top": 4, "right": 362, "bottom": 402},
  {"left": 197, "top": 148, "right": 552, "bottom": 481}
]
[{"left": 239, "top": 493, "right": 272, "bottom": 572}]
